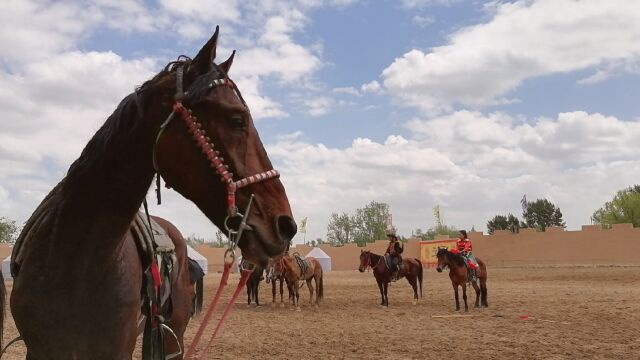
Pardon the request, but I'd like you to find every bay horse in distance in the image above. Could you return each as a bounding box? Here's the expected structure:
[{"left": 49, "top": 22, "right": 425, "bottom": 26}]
[
  {"left": 358, "top": 250, "right": 423, "bottom": 307},
  {"left": 280, "top": 253, "right": 324, "bottom": 311},
  {"left": 2, "top": 27, "right": 297, "bottom": 359},
  {"left": 266, "top": 258, "right": 294, "bottom": 307},
  {"left": 436, "top": 248, "right": 488, "bottom": 311}
]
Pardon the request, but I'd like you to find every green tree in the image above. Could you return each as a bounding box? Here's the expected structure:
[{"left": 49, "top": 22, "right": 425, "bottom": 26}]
[
  {"left": 522, "top": 198, "right": 565, "bottom": 231},
  {"left": 352, "top": 201, "right": 389, "bottom": 246},
  {"left": 413, "top": 224, "right": 459, "bottom": 240},
  {"left": 0, "top": 217, "right": 19, "bottom": 245},
  {"left": 593, "top": 185, "right": 640, "bottom": 227},
  {"left": 487, "top": 214, "right": 521, "bottom": 234},
  {"left": 326, "top": 212, "right": 354, "bottom": 246}
]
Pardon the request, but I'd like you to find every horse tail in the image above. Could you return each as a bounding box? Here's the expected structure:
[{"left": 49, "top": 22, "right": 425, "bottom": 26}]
[
  {"left": 0, "top": 271, "right": 4, "bottom": 349},
  {"left": 479, "top": 260, "right": 488, "bottom": 306},
  {"left": 195, "top": 276, "right": 204, "bottom": 315},
  {"left": 415, "top": 258, "right": 423, "bottom": 298},
  {"left": 318, "top": 268, "right": 324, "bottom": 303}
]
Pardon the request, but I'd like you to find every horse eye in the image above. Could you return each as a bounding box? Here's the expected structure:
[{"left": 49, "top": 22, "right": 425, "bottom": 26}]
[{"left": 229, "top": 114, "right": 245, "bottom": 130}]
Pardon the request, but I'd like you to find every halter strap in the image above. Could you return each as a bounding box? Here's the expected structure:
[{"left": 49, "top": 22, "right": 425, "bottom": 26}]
[{"left": 152, "top": 63, "right": 280, "bottom": 216}]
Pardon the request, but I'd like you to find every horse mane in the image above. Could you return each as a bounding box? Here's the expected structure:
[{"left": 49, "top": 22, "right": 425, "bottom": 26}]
[
  {"left": 447, "top": 250, "right": 466, "bottom": 266},
  {"left": 65, "top": 58, "right": 227, "bottom": 188}
]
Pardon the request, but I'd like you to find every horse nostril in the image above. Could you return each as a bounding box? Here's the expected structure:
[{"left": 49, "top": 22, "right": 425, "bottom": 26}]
[{"left": 275, "top": 215, "right": 297, "bottom": 248}]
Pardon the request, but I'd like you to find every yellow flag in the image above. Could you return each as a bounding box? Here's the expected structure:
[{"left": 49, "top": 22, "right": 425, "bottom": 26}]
[{"left": 299, "top": 217, "right": 308, "bottom": 234}]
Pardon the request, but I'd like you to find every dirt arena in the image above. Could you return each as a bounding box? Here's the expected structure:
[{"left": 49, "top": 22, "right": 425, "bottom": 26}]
[{"left": 2, "top": 266, "right": 639, "bottom": 359}]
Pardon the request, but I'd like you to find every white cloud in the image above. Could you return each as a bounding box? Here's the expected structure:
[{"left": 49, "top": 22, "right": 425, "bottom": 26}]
[
  {"left": 412, "top": 14, "right": 435, "bottom": 27},
  {"left": 265, "top": 110, "right": 640, "bottom": 243},
  {"left": 382, "top": 0, "right": 640, "bottom": 113},
  {"left": 305, "top": 97, "right": 333, "bottom": 116},
  {"left": 333, "top": 87, "right": 360, "bottom": 96},
  {"left": 361, "top": 80, "right": 382, "bottom": 94},
  {"left": 401, "top": 0, "right": 459, "bottom": 8}
]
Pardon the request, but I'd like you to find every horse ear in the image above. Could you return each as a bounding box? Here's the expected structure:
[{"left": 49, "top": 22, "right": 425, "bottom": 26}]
[
  {"left": 219, "top": 50, "right": 235, "bottom": 74},
  {"left": 191, "top": 26, "right": 219, "bottom": 75}
]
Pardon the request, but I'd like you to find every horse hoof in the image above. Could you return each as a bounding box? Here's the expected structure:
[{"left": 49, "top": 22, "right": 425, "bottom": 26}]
[
  {"left": 412, "top": 300, "right": 418, "bottom": 306},
  {"left": 296, "top": 307, "right": 301, "bottom": 312}
]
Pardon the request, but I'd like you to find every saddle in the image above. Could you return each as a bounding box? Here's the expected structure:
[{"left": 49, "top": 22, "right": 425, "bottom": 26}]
[
  {"left": 130, "top": 212, "right": 179, "bottom": 360},
  {"left": 293, "top": 253, "right": 310, "bottom": 276}
]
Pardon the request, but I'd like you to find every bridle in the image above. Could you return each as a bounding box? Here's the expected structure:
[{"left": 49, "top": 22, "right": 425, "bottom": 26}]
[
  {"left": 152, "top": 62, "right": 280, "bottom": 221},
  {"left": 149, "top": 61, "right": 280, "bottom": 358}
]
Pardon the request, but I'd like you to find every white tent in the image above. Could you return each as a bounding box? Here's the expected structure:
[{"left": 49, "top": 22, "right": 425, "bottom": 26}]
[
  {"left": 187, "top": 245, "right": 208, "bottom": 275},
  {"left": 2, "top": 256, "right": 11, "bottom": 279},
  {"left": 306, "top": 247, "right": 331, "bottom": 272}
]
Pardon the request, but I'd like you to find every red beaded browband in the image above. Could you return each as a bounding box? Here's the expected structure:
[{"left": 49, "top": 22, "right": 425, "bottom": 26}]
[{"left": 153, "top": 64, "right": 280, "bottom": 217}]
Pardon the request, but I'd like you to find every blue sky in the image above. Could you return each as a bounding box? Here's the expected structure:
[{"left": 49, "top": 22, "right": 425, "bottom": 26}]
[{"left": 1, "top": 0, "right": 640, "bottom": 245}]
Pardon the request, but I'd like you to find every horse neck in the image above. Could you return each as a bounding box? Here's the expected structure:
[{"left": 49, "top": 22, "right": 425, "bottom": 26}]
[
  {"left": 283, "top": 257, "right": 300, "bottom": 279},
  {"left": 54, "top": 91, "right": 165, "bottom": 250},
  {"left": 446, "top": 252, "right": 463, "bottom": 269},
  {"left": 369, "top": 253, "right": 384, "bottom": 271}
]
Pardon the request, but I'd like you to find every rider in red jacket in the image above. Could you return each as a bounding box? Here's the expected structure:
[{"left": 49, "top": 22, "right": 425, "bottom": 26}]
[{"left": 452, "top": 230, "right": 479, "bottom": 280}]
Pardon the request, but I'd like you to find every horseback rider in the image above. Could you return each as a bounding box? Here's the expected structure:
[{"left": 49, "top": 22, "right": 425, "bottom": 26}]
[
  {"left": 385, "top": 232, "right": 403, "bottom": 281},
  {"left": 452, "top": 230, "right": 479, "bottom": 281}
]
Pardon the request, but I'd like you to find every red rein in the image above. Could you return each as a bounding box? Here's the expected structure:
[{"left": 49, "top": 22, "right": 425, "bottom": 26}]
[{"left": 184, "top": 262, "right": 253, "bottom": 359}]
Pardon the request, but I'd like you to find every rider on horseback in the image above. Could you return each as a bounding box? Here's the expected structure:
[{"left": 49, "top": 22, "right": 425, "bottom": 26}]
[
  {"left": 385, "top": 232, "right": 403, "bottom": 281},
  {"left": 452, "top": 230, "right": 479, "bottom": 282}
]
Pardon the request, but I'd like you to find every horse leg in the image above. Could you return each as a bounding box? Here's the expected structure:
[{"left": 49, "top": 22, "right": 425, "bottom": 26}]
[
  {"left": 471, "top": 280, "right": 481, "bottom": 308},
  {"left": 454, "top": 284, "right": 460, "bottom": 311},
  {"left": 406, "top": 275, "right": 418, "bottom": 305},
  {"left": 306, "top": 278, "right": 314, "bottom": 307},
  {"left": 247, "top": 281, "right": 252, "bottom": 305},
  {"left": 377, "top": 281, "right": 385, "bottom": 306},
  {"left": 255, "top": 282, "right": 261, "bottom": 306},
  {"left": 462, "top": 282, "right": 469, "bottom": 312},
  {"left": 295, "top": 283, "right": 301, "bottom": 311},
  {"left": 272, "top": 280, "right": 277, "bottom": 307},
  {"left": 383, "top": 282, "right": 389, "bottom": 308}
]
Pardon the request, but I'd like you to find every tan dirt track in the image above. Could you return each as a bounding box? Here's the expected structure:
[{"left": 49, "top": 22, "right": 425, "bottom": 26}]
[{"left": 2, "top": 266, "right": 640, "bottom": 359}]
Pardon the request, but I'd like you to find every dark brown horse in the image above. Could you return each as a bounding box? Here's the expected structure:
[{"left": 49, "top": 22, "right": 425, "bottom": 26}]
[
  {"left": 187, "top": 257, "right": 205, "bottom": 316},
  {"left": 1, "top": 27, "right": 296, "bottom": 359},
  {"left": 240, "top": 260, "right": 265, "bottom": 306},
  {"left": 266, "top": 259, "right": 294, "bottom": 307},
  {"left": 358, "top": 250, "right": 423, "bottom": 307},
  {"left": 280, "top": 253, "right": 324, "bottom": 311},
  {"left": 436, "top": 248, "right": 488, "bottom": 311}
]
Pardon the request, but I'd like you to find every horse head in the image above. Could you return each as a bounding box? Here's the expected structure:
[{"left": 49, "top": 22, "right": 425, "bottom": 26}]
[
  {"left": 150, "top": 27, "right": 296, "bottom": 266},
  {"left": 358, "top": 250, "right": 371, "bottom": 272},
  {"left": 436, "top": 247, "right": 449, "bottom": 272}
]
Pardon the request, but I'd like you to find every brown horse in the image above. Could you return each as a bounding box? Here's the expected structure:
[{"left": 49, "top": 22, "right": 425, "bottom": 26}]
[
  {"left": 358, "top": 250, "right": 423, "bottom": 307},
  {"left": 266, "top": 260, "right": 294, "bottom": 307},
  {"left": 436, "top": 248, "right": 488, "bottom": 311},
  {"left": 1, "top": 27, "right": 296, "bottom": 359},
  {"left": 280, "top": 253, "right": 324, "bottom": 311}
]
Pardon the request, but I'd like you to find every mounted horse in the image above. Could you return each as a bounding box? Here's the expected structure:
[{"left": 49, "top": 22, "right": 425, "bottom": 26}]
[
  {"left": 0, "top": 27, "right": 296, "bottom": 359},
  {"left": 279, "top": 253, "right": 323, "bottom": 311},
  {"left": 358, "top": 250, "right": 423, "bottom": 307},
  {"left": 266, "top": 258, "right": 294, "bottom": 307},
  {"left": 436, "top": 248, "right": 488, "bottom": 311}
]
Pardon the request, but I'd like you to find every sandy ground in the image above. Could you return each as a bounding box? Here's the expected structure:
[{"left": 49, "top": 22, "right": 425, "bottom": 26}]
[{"left": 2, "top": 266, "right": 640, "bottom": 359}]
